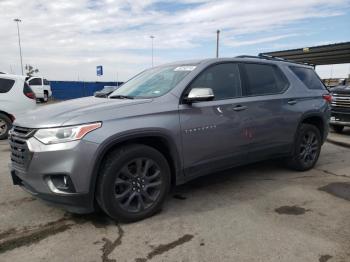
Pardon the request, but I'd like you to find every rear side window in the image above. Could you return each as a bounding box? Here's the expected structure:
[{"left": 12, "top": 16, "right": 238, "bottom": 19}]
[
  {"left": 240, "top": 63, "right": 289, "bottom": 96},
  {"left": 29, "top": 78, "right": 42, "bottom": 85},
  {"left": 289, "top": 66, "right": 325, "bottom": 90},
  {"left": 189, "top": 63, "right": 241, "bottom": 100},
  {"left": 23, "top": 82, "right": 33, "bottom": 93},
  {"left": 43, "top": 79, "right": 50, "bottom": 85},
  {"left": 0, "top": 78, "right": 15, "bottom": 93}
]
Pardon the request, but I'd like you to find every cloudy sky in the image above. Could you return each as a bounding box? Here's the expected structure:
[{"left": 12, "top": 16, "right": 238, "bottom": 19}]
[{"left": 0, "top": 0, "right": 349, "bottom": 82}]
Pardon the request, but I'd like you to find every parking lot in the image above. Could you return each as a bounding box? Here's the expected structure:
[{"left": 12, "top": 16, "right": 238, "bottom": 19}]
[{"left": 0, "top": 139, "right": 349, "bottom": 262}]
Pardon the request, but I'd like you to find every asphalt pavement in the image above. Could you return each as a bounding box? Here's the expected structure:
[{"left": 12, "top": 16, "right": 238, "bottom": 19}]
[{"left": 0, "top": 139, "right": 349, "bottom": 262}]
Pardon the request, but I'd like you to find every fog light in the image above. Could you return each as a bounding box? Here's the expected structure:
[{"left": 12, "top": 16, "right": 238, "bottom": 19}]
[{"left": 47, "top": 175, "right": 76, "bottom": 194}]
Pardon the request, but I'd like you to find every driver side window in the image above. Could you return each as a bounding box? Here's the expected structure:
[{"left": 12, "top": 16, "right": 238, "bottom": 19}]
[
  {"left": 29, "top": 78, "right": 42, "bottom": 86},
  {"left": 189, "top": 63, "right": 241, "bottom": 100}
]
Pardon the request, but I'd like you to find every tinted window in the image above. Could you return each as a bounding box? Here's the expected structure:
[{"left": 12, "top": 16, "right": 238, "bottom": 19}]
[
  {"left": 23, "top": 82, "right": 33, "bottom": 93},
  {"left": 189, "top": 63, "right": 241, "bottom": 100},
  {"left": 0, "top": 78, "right": 15, "bottom": 93},
  {"left": 241, "top": 63, "right": 288, "bottom": 96},
  {"left": 29, "top": 78, "right": 42, "bottom": 86},
  {"left": 290, "top": 66, "right": 325, "bottom": 90},
  {"left": 43, "top": 79, "right": 50, "bottom": 85}
]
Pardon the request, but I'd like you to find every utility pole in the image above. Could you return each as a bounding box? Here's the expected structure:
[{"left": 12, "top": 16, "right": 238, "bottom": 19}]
[
  {"left": 14, "top": 18, "right": 24, "bottom": 75},
  {"left": 216, "top": 30, "right": 220, "bottom": 58},
  {"left": 150, "top": 35, "right": 155, "bottom": 67}
]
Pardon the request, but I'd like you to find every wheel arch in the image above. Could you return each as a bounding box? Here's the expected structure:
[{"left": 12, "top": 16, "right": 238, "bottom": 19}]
[
  {"left": 298, "top": 113, "right": 326, "bottom": 143},
  {"left": 89, "top": 131, "right": 183, "bottom": 206},
  {"left": 0, "top": 110, "right": 15, "bottom": 122}
]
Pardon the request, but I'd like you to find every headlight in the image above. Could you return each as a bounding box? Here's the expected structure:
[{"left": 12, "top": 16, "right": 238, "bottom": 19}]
[{"left": 34, "top": 122, "right": 102, "bottom": 144}]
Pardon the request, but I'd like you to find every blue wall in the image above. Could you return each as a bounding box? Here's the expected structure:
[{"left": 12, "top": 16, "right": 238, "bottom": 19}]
[{"left": 50, "top": 81, "right": 123, "bottom": 100}]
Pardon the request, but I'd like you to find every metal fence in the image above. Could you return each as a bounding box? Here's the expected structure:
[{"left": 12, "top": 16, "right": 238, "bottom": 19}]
[{"left": 50, "top": 81, "right": 123, "bottom": 100}]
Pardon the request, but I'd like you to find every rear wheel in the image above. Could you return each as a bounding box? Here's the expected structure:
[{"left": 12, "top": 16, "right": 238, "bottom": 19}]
[
  {"left": 0, "top": 113, "right": 12, "bottom": 140},
  {"left": 331, "top": 125, "right": 344, "bottom": 133},
  {"left": 97, "top": 144, "right": 171, "bottom": 222},
  {"left": 287, "top": 124, "right": 321, "bottom": 171},
  {"left": 41, "top": 92, "right": 48, "bottom": 103}
]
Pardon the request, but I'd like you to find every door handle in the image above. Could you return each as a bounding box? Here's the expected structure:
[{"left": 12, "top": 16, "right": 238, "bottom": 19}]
[
  {"left": 233, "top": 105, "right": 247, "bottom": 111},
  {"left": 287, "top": 100, "right": 297, "bottom": 105}
]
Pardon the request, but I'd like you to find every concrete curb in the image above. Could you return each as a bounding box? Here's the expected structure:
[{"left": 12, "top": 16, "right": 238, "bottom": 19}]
[{"left": 326, "top": 137, "right": 350, "bottom": 149}]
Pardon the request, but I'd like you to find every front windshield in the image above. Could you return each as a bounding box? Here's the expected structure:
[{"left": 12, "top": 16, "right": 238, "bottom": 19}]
[{"left": 109, "top": 65, "right": 196, "bottom": 98}]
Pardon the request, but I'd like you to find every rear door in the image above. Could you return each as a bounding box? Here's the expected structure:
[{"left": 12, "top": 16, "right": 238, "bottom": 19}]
[
  {"left": 43, "top": 79, "right": 51, "bottom": 96},
  {"left": 179, "top": 63, "right": 249, "bottom": 178},
  {"left": 0, "top": 77, "right": 36, "bottom": 116},
  {"left": 238, "top": 62, "right": 292, "bottom": 159},
  {"left": 0, "top": 77, "right": 16, "bottom": 112}
]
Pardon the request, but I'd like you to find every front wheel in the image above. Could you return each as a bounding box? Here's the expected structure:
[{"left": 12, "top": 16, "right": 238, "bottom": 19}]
[
  {"left": 331, "top": 125, "right": 344, "bottom": 133},
  {"left": 287, "top": 124, "right": 321, "bottom": 171},
  {"left": 96, "top": 144, "right": 171, "bottom": 222}
]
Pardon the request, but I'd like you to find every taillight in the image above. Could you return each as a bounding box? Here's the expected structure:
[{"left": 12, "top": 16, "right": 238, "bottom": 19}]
[
  {"left": 25, "top": 91, "right": 36, "bottom": 99},
  {"left": 322, "top": 94, "right": 332, "bottom": 103}
]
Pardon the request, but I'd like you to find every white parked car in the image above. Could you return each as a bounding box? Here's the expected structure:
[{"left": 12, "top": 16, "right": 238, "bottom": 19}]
[
  {"left": 26, "top": 76, "right": 52, "bottom": 102},
  {"left": 0, "top": 74, "right": 36, "bottom": 139}
]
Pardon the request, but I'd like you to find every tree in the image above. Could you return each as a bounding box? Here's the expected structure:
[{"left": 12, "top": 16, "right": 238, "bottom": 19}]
[{"left": 25, "top": 64, "right": 39, "bottom": 77}]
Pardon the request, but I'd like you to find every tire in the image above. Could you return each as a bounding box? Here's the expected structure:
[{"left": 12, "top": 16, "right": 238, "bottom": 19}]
[
  {"left": 96, "top": 144, "right": 171, "bottom": 222},
  {"left": 287, "top": 124, "right": 321, "bottom": 171},
  {"left": 40, "top": 92, "right": 48, "bottom": 103},
  {"left": 0, "top": 113, "right": 12, "bottom": 140},
  {"left": 331, "top": 125, "right": 344, "bottom": 133}
]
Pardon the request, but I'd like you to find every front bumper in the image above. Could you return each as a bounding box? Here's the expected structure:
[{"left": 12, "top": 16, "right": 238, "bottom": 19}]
[
  {"left": 10, "top": 169, "right": 93, "bottom": 213},
  {"left": 9, "top": 137, "right": 100, "bottom": 213},
  {"left": 330, "top": 110, "right": 350, "bottom": 126}
]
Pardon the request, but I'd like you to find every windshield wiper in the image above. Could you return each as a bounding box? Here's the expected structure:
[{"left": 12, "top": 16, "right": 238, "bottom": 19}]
[{"left": 109, "top": 95, "right": 135, "bottom": 99}]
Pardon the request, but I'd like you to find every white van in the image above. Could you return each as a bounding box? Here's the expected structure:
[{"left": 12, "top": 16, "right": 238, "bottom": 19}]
[
  {"left": 0, "top": 74, "right": 36, "bottom": 139},
  {"left": 26, "top": 76, "right": 52, "bottom": 102}
]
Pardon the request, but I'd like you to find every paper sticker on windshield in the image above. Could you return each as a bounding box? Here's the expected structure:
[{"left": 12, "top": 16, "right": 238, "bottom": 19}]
[{"left": 174, "top": 66, "right": 196, "bottom": 71}]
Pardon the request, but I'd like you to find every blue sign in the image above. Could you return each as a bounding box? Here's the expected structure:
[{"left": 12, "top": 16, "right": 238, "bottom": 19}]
[{"left": 96, "top": 65, "right": 103, "bottom": 76}]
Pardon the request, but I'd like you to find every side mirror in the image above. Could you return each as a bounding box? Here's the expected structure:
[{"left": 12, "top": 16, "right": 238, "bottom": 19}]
[{"left": 184, "top": 88, "right": 214, "bottom": 103}]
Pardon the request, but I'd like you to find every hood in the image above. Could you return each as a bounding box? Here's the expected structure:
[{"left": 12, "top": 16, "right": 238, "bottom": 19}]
[
  {"left": 14, "top": 96, "right": 152, "bottom": 128},
  {"left": 330, "top": 85, "right": 350, "bottom": 94}
]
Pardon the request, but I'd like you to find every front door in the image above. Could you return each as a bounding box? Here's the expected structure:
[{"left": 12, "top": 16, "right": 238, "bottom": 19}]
[{"left": 179, "top": 63, "right": 249, "bottom": 178}]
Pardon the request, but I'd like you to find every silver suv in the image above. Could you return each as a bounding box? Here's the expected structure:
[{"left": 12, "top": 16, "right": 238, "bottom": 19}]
[{"left": 9, "top": 56, "right": 331, "bottom": 222}]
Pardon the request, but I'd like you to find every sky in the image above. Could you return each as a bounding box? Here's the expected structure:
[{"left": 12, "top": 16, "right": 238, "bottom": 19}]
[{"left": 0, "top": 0, "right": 349, "bottom": 82}]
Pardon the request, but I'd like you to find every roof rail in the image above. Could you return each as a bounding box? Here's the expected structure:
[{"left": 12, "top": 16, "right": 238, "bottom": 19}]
[{"left": 236, "top": 54, "right": 314, "bottom": 66}]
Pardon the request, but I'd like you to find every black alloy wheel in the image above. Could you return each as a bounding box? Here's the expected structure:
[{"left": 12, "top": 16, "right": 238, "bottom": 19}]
[
  {"left": 114, "top": 158, "right": 162, "bottom": 213},
  {"left": 298, "top": 131, "right": 319, "bottom": 166},
  {"left": 97, "top": 144, "right": 171, "bottom": 222},
  {"left": 287, "top": 123, "right": 321, "bottom": 171}
]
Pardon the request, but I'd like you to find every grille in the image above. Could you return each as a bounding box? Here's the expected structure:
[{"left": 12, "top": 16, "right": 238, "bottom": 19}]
[
  {"left": 331, "top": 93, "right": 350, "bottom": 109},
  {"left": 9, "top": 126, "right": 35, "bottom": 169}
]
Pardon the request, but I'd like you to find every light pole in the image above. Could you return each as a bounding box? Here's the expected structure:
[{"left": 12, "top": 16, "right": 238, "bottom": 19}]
[
  {"left": 14, "top": 18, "right": 24, "bottom": 75},
  {"left": 216, "top": 30, "right": 220, "bottom": 58},
  {"left": 150, "top": 35, "right": 155, "bottom": 67}
]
